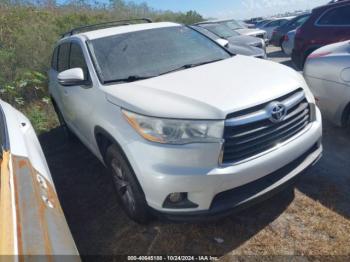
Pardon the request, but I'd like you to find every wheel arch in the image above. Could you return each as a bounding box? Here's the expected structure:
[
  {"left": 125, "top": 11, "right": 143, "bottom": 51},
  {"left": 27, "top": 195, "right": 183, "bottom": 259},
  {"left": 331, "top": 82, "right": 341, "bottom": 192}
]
[
  {"left": 303, "top": 46, "right": 322, "bottom": 65},
  {"left": 94, "top": 126, "right": 127, "bottom": 165}
]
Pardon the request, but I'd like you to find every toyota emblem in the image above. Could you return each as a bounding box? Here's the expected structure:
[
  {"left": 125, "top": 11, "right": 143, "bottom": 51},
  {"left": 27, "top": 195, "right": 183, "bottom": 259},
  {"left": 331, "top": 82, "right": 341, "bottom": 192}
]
[{"left": 268, "top": 102, "right": 287, "bottom": 123}]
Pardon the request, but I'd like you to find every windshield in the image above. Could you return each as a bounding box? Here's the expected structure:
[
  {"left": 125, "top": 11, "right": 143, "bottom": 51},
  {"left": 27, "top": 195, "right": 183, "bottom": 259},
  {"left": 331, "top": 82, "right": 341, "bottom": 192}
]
[
  {"left": 88, "top": 26, "right": 230, "bottom": 84},
  {"left": 190, "top": 25, "right": 220, "bottom": 41},
  {"left": 199, "top": 23, "right": 240, "bottom": 39},
  {"left": 222, "top": 20, "right": 244, "bottom": 30}
]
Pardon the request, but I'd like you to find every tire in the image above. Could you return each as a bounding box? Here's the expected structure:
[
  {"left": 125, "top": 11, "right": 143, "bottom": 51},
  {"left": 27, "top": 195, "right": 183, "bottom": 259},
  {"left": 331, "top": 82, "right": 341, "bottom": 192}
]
[
  {"left": 52, "top": 101, "right": 76, "bottom": 141},
  {"left": 106, "top": 144, "right": 150, "bottom": 224}
]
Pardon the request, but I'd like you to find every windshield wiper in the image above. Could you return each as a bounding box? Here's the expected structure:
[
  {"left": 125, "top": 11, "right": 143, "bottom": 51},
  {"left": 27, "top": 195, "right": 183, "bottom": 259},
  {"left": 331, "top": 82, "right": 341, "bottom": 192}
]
[
  {"left": 160, "top": 58, "right": 225, "bottom": 75},
  {"left": 103, "top": 58, "right": 226, "bottom": 84},
  {"left": 103, "top": 75, "right": 157, "bottom": 84}
]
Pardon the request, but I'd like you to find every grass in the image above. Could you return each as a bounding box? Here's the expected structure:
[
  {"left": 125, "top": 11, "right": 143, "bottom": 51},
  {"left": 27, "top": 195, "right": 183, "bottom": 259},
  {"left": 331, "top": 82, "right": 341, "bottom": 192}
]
[{"left": 22, "top": 101, "right": 59, "bottom": 134}]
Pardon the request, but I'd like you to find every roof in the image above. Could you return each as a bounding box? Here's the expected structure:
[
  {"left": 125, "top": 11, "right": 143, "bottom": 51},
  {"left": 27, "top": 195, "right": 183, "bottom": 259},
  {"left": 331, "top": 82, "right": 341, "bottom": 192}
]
[
  {"left": 65, "top": 22, "right": 181, "bottom": 40},
  {"left": 313, "top": 0, "right": 350, "bottom": 12}
]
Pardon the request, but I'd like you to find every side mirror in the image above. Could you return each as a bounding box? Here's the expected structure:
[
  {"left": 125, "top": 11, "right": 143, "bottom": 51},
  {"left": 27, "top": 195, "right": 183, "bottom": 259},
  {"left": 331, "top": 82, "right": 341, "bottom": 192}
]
[
  {"left": 57, "top": 68, "right": 85, "bottom": 86},
  {"left": 216, "top": 39, "right": 229, "bottom": 48}
]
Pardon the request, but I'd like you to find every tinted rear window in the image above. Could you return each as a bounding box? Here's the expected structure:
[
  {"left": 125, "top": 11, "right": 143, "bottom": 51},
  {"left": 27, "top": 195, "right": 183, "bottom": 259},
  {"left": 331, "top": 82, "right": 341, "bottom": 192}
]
[{"left": 318, "top": 5, "right": 350, "bottom": 25}]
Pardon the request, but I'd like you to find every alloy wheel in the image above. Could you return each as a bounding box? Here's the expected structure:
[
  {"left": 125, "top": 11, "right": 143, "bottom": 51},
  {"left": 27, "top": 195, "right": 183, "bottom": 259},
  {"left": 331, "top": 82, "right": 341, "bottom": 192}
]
[{"left": 110, "top": 159, "right": 136, "bottom": 212}]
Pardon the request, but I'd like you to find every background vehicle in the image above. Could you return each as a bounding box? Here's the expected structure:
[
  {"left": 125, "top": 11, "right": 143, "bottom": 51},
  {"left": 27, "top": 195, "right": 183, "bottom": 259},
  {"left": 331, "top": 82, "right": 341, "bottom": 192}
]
[
  {"left": 304, "top": 40, "right": 350, "bottom": 127},
  {"left": 254, "top": 19, "right": 273, "bottom": 28},
  {"left": 49, "top": 20, "right": 322, "bottom": 223},
  {"left": 240, "top": 21, "right": 255, "bottom": 29},
  {"left": 281, "top": 29, "right": 297, "bottom": 56},
  {"left": 194, "top": 22, "right": 266, "bottom": 52},
  {"left": 292, "top": 0, "right": 350, "bottom": 69},
  {"left": 244, "top": 17, "right": 264, "bottom": 25},
  {"left": 259, "top": 17, "right": 294, "bottom": 40},
  {"left": 191, "top": 24, "right": 266, "bottom": 57},
  {"left": 207, "top": 19, "right": 269, "bottom": 43},
  {"left": 0, "top": 100, "right": 79, "bottom": 256},
  {"left": 270, "top": 13, "right": 310, "bottom": 47}
]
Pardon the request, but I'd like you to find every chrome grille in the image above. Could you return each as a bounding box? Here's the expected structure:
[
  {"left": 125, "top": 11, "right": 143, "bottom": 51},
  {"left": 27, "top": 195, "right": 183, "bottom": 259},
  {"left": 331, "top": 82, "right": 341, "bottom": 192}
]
[{"left": 222, "top": 89, "right": 311, "bottom": 164}]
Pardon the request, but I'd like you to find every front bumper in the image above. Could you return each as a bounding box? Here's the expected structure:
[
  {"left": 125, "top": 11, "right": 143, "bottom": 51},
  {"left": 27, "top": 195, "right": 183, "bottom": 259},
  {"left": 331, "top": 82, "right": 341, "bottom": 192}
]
[
  {"left": 155, "top": 142, "right": 322, "bottom": 221},
  {"left": 124, "top": 108, "right": 322, "bottom": 219}
]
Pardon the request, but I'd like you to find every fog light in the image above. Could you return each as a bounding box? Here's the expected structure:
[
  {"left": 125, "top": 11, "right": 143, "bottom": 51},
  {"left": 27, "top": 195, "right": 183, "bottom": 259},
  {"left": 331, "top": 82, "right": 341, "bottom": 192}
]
[
  {"left": 168, "top": 192, "right": 184, "bottom": 203},
  {"left": 163, "top": 192, "right": 198, "bottom": 209}
]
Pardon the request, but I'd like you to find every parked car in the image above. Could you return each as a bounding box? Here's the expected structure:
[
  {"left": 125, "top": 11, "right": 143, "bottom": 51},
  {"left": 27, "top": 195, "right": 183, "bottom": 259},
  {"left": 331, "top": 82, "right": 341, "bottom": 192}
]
[
  {"left": 254, "top": 19, "right": 273, "bottom": 29},
  {"left": 0, "top": 100, "right": 79, "bottom": 256},
  {"left": 281, "top": 29, "right": 297, "bottom": 56},
  {"left": 241, "top": 21, "right": 255, "bottom": 29},
  {"left": 292, "top": 0, "right": 350, "bottom": 70},
  {"left": 207, "top": 19, "right": 269, "bottom": 44},
  {"left": 270, "top": 13, "right": 310, "bottom": 47},
  {"left": 191, "top": 25, "right": 267, "bottom": 59},
  {"left": 191, "top": 23, "right": 266, "bottom": 55},
  {"left": 304, "top": 40, "right": 350, "bottom": 127},
  {"left": 259, "top": 17, "right": 294, "bottom": 40},
  {"left": 244, "top": 17, "right": 264, "bottom": 25},
  {"left": 49, "top": 19, "right": 322, "bottom": 223}
]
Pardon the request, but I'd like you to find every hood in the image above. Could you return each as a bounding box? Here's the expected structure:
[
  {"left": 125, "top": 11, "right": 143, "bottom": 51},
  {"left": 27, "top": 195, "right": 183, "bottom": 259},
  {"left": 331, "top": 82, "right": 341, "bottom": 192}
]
[
  {"left": 236, "top": 28, "right": 266, "bottom": 37},
  {"left": 102, "top": 55, "right": 306, "bottom": 120},
  {"left": 227, "top": 35, "right": 262, "bottom": 47},
  {"left": 228, "top": 44, "right": 264, "bottom": 57}
]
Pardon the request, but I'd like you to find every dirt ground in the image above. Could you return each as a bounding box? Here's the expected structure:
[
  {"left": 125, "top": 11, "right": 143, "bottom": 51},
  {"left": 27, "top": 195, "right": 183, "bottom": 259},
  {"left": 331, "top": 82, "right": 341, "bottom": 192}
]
[{"left": 39, "top": 47, "right": 350, "bottom": 259}]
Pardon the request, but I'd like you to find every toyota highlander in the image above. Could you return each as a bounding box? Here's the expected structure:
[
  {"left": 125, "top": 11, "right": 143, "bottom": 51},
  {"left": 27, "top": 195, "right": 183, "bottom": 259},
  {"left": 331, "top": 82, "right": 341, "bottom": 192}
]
[{"left": 49, "top": 20, "right": 322, "bottom": 223}]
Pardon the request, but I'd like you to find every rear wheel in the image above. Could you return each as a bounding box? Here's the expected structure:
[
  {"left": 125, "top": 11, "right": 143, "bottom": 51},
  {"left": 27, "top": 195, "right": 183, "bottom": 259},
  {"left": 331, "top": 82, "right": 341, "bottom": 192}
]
[{"left": 106, "top": 144, "right": 150, "bottom": 224}]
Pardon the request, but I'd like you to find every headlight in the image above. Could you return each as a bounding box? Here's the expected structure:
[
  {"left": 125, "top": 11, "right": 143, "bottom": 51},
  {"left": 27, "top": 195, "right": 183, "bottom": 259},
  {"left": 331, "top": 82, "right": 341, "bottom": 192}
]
[{"left": 122, "top": 110, "right": 224, "bottom": 144}]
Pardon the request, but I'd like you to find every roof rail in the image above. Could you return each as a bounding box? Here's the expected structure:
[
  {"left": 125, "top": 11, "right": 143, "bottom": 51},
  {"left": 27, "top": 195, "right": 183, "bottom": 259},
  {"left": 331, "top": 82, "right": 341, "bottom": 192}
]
[{"left": 61, "top": 18, "right": 153, "bottom": 38}]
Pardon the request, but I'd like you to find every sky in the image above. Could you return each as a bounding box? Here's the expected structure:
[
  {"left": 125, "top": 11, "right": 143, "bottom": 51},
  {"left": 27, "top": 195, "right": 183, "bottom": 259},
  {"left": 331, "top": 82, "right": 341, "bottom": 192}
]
[{"left": 129, "top": 0, "right": 330, "bottom": 19}]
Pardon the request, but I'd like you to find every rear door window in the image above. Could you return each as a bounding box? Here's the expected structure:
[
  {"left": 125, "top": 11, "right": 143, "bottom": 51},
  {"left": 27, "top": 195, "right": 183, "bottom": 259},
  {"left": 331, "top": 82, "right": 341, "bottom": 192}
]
[
  {"left": 57, "top": 42, "right": 70, "bottom": 72},
  {"left": 318, "top": 5, "right": 350, "bottom": 26}
]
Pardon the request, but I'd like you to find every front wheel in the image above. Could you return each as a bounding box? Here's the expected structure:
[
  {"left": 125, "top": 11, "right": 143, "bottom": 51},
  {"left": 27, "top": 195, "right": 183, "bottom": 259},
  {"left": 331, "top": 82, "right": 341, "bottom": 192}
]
[{"left": 106, "top": 145, "right": 150, "bottom": 224}]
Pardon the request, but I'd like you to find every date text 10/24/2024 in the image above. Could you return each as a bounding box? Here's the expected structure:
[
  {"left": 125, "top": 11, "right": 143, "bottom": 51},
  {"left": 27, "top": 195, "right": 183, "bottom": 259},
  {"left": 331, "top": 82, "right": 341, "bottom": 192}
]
[{"left": 127, "top": 256, "right": 219, "bottom": 261}]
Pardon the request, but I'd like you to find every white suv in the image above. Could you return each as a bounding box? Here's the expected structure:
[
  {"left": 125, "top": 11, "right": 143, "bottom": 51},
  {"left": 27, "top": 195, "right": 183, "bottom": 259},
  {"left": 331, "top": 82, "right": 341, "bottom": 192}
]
[{"left": 49, "top": 20, "right": 322, "bottom": 223}]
